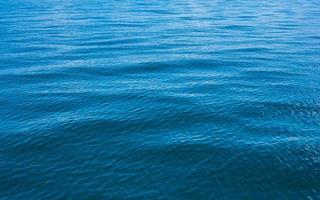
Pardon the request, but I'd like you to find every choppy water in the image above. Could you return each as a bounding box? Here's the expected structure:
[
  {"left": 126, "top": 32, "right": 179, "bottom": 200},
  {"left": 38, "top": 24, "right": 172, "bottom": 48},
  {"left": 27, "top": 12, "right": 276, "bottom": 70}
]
[{"left": 1, "top": 0, "right": 320, "bottom": 199}]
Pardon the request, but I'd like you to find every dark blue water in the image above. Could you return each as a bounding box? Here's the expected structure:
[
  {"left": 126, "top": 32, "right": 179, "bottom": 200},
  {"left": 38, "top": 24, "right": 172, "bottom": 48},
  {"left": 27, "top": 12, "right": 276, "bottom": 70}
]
[{"left": 1, "top": 0, "right": 320, "bottom": 199}]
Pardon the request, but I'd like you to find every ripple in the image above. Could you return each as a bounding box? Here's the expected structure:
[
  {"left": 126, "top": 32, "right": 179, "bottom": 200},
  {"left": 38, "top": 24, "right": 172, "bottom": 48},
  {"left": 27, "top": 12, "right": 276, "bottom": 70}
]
[{"left": 1, "top": 0, "right": 320, "bottom": 199}]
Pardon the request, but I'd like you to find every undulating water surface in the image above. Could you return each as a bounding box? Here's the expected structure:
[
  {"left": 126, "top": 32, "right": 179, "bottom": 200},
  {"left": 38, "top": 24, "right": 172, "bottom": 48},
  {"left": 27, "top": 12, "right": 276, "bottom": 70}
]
[{"left": 1, "top": 0, "right": 320, "bottom": 199}]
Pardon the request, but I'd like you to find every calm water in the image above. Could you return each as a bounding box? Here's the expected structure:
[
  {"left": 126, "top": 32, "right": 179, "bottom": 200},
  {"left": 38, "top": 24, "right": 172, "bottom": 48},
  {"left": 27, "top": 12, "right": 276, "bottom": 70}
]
[{"left": 1, "top": 0, "right": 320, "bottom": 199}]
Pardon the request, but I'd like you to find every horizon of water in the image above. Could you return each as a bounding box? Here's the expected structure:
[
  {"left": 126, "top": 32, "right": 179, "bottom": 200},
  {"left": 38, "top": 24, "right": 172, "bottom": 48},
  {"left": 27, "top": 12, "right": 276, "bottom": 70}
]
[{"left": 1, "top": 0, "right": 320, "bottom": 199}]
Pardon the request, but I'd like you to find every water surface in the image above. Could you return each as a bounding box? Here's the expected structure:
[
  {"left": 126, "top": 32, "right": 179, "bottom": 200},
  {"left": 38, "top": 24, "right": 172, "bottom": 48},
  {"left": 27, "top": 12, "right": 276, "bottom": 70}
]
[{"left": 1, "top": 0, "right": 320, "bottom": 199}]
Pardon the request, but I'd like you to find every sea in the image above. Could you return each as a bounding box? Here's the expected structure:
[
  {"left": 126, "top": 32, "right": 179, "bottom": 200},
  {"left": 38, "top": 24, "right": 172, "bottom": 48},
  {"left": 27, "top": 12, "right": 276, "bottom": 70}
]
[{"left": 1, "top": 0, "right": 320, "bottom": 199}]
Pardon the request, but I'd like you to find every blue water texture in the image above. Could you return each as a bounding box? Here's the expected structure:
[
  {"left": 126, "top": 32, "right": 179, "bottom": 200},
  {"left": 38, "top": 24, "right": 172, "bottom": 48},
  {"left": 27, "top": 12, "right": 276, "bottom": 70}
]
[{"left": 1, "top": 0, "right": 320, "bottom": 199}]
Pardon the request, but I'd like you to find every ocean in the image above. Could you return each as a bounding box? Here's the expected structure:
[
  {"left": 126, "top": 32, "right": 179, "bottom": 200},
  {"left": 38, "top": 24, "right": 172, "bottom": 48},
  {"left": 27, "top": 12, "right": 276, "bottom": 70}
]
[{"left": 1, "top": 0, "right": 320, "bottom": 199}]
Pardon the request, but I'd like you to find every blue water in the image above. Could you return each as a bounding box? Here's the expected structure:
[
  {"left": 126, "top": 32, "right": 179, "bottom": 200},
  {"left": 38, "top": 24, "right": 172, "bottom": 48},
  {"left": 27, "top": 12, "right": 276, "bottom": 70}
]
[{"left": 1, "top": 0, "right": 320, "bottom": 199}]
